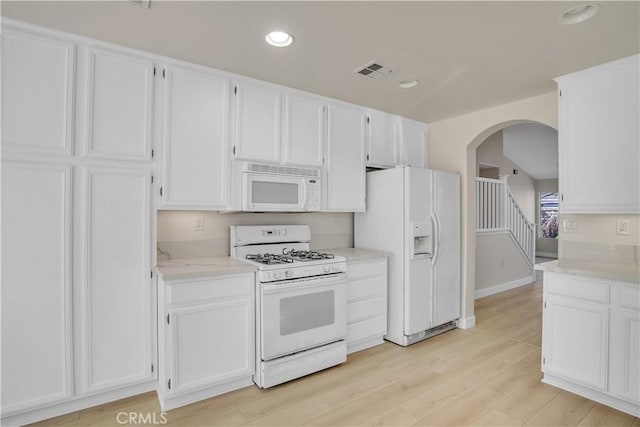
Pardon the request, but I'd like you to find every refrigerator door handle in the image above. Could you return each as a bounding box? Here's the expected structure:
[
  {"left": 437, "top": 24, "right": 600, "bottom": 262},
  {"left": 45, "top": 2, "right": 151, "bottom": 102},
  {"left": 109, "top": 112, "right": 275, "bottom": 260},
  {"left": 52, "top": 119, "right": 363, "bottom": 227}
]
[{"left": 431, "top": 213, "right": 441, "bottom": 264}]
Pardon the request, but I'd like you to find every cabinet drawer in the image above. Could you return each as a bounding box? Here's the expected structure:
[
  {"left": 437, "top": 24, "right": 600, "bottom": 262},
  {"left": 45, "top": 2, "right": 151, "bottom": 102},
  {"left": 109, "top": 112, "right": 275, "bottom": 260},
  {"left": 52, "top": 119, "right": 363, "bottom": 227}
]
[
  {"left": 348, "top": 276, "right": 386, "bottom": 302},
  {"left": 348, "top": 296, "right": 386, "bottom": 324},
  {"left": 546, "top": 274, "right": 609, "bottom": 304},
  {"left": 347, "top": 259, "right": 386, "bottom": 280},
  {"left": 347, "top": 315, "right": 387, "bottom": 344},
  {"left": 167, "top": 275, "right": 254, "bottom": 305}
]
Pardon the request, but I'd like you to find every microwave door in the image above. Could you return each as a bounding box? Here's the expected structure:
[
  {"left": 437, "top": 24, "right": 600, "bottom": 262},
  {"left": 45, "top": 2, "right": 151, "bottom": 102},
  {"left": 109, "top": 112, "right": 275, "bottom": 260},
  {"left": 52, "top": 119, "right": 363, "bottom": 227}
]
[{"left": 244, "top": 174, "right": 305, "bottom": 211}]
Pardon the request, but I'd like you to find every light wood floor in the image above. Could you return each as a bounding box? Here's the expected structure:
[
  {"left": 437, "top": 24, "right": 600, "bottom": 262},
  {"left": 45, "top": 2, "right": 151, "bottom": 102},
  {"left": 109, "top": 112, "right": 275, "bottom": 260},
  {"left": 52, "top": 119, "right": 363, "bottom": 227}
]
[{"left": 34, "top": 281, "right": 639, "bottom": 426}]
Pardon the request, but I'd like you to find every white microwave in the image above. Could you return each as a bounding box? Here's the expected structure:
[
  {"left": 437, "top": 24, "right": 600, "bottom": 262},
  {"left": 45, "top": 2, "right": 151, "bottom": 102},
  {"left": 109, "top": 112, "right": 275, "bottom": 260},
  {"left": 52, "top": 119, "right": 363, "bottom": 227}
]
[{"left": 242, "top": 163, "right": 321, "bottom": 212}]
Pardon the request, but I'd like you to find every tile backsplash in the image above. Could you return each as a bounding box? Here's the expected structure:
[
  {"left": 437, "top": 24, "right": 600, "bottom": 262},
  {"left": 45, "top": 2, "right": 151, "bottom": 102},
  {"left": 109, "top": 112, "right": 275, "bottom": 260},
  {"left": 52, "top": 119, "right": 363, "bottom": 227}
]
[{"left": 157, "top": 211, "right": 353, "bottom": 260}]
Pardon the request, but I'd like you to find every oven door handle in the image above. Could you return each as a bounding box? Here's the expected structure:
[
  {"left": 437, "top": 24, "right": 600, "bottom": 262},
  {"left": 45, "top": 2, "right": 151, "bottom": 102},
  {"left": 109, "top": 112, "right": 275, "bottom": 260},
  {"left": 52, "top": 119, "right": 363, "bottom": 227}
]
[{"left": 262, "top": 274, "right": 346, "bottom": 294}]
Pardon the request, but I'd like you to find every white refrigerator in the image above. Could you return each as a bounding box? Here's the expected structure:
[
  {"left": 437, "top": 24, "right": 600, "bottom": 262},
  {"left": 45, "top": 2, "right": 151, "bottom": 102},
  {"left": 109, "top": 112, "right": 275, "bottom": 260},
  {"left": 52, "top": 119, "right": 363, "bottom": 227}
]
[{"left": 354, "top": 166, "right": 460, "bottom": 346}]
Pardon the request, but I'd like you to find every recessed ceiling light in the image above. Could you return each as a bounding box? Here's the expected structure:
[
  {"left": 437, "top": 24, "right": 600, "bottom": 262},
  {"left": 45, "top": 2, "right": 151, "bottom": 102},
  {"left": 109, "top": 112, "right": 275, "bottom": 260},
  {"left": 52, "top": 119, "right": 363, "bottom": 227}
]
[
  {"left": 398, "top": 80, "right": 419, "bottom": 89},
  {"left": 265, "top": 31, "right": 294, "bottom": 47},
  {"left": 558, "top": 4, "right": 600, "bottom": 25}
]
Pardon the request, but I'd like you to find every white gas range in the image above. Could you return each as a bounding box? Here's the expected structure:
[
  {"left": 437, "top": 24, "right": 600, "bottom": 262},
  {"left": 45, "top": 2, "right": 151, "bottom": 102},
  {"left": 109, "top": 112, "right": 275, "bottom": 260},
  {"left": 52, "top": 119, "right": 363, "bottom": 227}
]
[{"left": 230, "top": 225, "right": 347, "bottom": 388}]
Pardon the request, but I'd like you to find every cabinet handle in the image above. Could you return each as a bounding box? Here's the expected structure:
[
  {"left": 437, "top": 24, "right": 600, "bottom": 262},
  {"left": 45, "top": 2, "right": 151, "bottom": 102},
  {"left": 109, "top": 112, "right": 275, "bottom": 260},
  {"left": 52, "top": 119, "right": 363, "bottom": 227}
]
[{"left": 168, "top": 379, "right": 171, "bottom": 390}]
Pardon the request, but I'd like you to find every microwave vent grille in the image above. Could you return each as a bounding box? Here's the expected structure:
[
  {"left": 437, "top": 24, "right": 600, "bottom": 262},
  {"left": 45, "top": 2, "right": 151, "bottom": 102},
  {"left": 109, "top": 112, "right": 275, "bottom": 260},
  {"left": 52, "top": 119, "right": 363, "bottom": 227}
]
[{"left": 247, "top": 163, "right": 320, "bottom": 178}]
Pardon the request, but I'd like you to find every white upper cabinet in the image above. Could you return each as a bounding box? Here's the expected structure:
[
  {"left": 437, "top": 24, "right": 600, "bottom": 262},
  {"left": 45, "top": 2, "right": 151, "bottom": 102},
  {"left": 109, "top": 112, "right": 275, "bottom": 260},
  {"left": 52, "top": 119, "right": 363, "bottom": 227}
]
[
  {"left": 233, "top": 81, "right": 281, "bottom": 163},
  {"left": 283, "top": 92, "right": 325, "bottom": 167},
  {"left": 1, "top": 161, "right": 73, "bottom": 415},
  {"left": 556, "top": 54, "right": 640, "bottom": 213},
  {"left": 366, "top": 111, "right": 396, "bottom": 168},
  {"left": 80, "top": 166, "right": 153, "bottom": 393},
  {"left": 161, "top": 64, "right": 230, "bottom": 209},
  {"left": 326, "top": 103, "right": 366, "bottom": 211},
  {"left": 1, "top": 29, "right": 75, "bottom": 156},
  {"left": 233, "top": 81, "right": 326, "bottom": 168},
  {"left": 397, "top": 117, "right": 427, "bottom": 168},
  {"left": 85, "top": 48, "right": 154, "bottom": 161}
]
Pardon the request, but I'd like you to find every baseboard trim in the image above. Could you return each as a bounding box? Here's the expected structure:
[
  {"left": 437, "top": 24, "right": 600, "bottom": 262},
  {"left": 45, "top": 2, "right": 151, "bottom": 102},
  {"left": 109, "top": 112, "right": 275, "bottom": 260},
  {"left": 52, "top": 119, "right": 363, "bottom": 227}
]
[
  {"left": 457, "top": 315, "right": 476, "bottom": 329},
  {"left": 536, "top": 252, "right": 558, "bottom": 258},
  {"left": 475, "top": 275, "right": 536, "bottom": 299}
]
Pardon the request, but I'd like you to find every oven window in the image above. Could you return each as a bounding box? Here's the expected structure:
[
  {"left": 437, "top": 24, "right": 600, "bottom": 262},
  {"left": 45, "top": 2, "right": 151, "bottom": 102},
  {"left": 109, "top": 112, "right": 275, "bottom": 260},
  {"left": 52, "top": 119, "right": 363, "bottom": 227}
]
[
  {"left": 252, "top": 181, "right": 299, "bottom": 204},
  {"left": 279, "top": 290, "right": 335, "bottom": 335}
]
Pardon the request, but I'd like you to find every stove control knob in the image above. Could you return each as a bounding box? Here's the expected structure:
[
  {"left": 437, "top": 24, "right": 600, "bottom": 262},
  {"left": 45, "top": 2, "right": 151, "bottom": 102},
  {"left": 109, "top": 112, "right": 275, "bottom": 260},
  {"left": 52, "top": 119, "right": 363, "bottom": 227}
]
[
  {"left": 274, "top": 271, "right": 283, "bottom": 280},
  {"left": 323, "top": 266, "right": 330, "bottom": 273},
  {"left": 285, "top": 270, "right": 293, "bottom": 278},
  {"left": 332, "top": 265, "right": 340, "bottom": 272}
]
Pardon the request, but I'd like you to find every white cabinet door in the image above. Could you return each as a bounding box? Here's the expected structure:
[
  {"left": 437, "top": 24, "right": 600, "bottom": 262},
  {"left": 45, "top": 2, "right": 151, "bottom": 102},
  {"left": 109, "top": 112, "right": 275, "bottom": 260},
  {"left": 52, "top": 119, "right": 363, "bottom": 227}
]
[
  {"left": 283, "top": 93, "right": 324, "bottom": 167},
  {"left": 81, "top": 167, "right": 152, "bottom": 393},
  {"left": 1, "top": 162, "right": 73, "bottom": 414},
  {"left": 366, "top": 111, "right": 396, "bottom": 168},
  {"left": 557, "top": 55, "right": 640, "bottom": 213},
  {"left": 1, "top": 30, "right": 75, "bottom": 155},
  {"left": 162, "top": 65, "right": 230, "bottom": 209},
  {"left": 85, "top": 48, "right": 154, "bottom": 161},
  {"left": 233, "top": 81, "right": 281, "bottom": 163},
  {"left": 398, "top": 118, "right": 427, "bottom": 168},
  {"left": 166, "top": 298, "right": 254, "bottom": 395},
  {"left": 326, "top": 103, "right": 366, "bottom": 211},
  {"left": 543, "top": 297, "right": 609, "bottom": 391},
  {"left": 610, "top": 305, "right": 640, "bottom": 403}
]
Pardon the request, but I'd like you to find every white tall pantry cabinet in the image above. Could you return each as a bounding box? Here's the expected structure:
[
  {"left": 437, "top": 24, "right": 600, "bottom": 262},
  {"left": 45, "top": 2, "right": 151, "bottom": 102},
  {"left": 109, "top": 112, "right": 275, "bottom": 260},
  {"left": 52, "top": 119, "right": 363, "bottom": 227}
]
[{"left": 1, "top": 23, "right": 157, "bottom": 424}]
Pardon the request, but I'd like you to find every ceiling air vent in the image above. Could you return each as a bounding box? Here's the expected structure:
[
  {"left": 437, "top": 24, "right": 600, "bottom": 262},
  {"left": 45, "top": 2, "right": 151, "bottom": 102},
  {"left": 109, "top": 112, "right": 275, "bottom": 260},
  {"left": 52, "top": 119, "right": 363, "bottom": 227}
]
[{"left": 354, "top": 61, "right": 395, "bottom": 79}]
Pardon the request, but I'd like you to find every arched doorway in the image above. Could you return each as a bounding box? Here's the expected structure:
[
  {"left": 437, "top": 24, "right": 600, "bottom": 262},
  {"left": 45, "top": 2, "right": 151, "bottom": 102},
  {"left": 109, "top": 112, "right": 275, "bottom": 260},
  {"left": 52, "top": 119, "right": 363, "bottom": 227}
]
[
  {"left": 473, "top": 122, "right": 559, "bottom": 297},
  {"left": 463, "top": 119, "right": 558, "bottom": 327}
]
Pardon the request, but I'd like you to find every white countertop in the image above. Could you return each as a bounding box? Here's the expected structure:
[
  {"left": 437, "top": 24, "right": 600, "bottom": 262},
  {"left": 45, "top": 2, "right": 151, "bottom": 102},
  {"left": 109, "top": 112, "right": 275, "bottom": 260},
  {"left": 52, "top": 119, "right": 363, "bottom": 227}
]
[
  {"left": 156, "top": 257, "right": 256, "bottom": 281},
  {"left": 535, "top": 259, "right": 640, "bottom": 284},
  {"left": 326, "top": 247, "right": 388, "bottom": 262}
]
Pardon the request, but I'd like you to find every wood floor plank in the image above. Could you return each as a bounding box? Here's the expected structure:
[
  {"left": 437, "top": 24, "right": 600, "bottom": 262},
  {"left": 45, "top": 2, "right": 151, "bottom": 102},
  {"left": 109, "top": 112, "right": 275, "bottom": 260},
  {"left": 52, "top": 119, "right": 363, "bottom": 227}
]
[
  {"left": 496, "top": 374, "right": 561, "bottom": 423},
  {"left": 468, "top": 409, "right": 523, "bottom": 426},
  {"left": 524, "top": 390, "right": 596, "bottom": 426},
  {"left": 577, "top": 403, "right": 636, "bottom": 427}
]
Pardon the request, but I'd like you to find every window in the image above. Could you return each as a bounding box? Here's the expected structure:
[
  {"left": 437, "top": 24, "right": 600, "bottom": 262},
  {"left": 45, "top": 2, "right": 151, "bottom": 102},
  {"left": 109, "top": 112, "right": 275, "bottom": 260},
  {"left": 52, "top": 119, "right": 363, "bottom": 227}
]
[{"left": 539, "top": 192, "right": 559, "bottom": 239}]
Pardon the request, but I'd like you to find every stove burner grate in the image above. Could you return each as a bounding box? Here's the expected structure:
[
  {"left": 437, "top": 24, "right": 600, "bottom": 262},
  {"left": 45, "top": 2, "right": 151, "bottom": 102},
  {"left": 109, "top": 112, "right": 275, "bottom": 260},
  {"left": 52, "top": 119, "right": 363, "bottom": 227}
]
[
  {"left": 246, "top": 253, "right": 294, "bottom": 265},
  {"left": 282, "top": 249, "right": 335, "bottom": 261}
]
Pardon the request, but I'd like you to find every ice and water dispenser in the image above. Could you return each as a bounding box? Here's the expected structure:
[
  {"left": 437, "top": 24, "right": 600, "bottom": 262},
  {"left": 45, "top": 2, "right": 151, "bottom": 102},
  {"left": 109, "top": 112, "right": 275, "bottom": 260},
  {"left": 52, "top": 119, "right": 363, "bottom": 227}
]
[{"left": 410, "top": 222, "right": 432, "bottom": 259}]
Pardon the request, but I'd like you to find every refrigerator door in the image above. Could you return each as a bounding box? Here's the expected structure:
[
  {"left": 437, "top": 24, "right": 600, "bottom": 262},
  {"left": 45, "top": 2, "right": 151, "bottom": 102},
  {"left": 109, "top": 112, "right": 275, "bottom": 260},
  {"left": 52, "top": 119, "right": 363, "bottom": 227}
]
[
  {"left": 431, "top": 170, "right": 461, "bottom": 327},
  {"left": 404, "top": 167, "right": 433, "bottom": 335}
]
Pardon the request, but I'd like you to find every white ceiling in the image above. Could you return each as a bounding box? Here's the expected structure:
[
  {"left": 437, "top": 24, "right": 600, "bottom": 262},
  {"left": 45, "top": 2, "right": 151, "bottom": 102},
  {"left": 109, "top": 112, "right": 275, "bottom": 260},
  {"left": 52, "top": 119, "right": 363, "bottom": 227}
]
[
  {"left": 503, "top": 124, "right": 558, "bottom": 180},
  {"left": 2, "top": 1, "right": 638, "bottom": 123}
]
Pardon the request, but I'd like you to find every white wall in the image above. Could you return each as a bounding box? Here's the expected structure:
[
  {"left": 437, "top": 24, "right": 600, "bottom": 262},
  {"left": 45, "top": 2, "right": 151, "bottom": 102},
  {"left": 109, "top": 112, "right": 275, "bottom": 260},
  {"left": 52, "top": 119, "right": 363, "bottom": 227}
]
[
  {"left": 428, "top": 91, "right": 558, "bottom": 321},
  {"left": 559, "top": 214, "right": 640, "bottom": 266},
  {"left": 157, "top": 211, "right": 353, "bottom": 260},
  {"left": 475, "top": 232, "right": 534, "bottom": 296},
  {"left": 476, "top": 129, "right": 536, "bottom": 223},
  {"left": 503, "top": 123, "right": 558, "bottom": 180}
]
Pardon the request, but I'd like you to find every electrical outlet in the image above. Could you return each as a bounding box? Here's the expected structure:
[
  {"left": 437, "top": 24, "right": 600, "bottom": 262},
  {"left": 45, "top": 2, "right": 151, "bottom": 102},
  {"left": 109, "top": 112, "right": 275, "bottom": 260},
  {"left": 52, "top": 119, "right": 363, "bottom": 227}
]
[
  {"left": 193, "top": 215, "right": 204, "bottom": 231},
  {"left": 563, "top": 219, "right": 578, "bottom": 233},
  {"left": 616, "top": 219, "right": 630, "bottom": 236}
]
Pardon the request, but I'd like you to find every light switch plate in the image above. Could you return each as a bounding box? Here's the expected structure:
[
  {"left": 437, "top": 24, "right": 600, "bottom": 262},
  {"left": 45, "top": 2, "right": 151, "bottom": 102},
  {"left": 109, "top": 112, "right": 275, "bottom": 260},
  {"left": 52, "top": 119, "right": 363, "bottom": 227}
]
[
  {"left": 616, "top": 219, "right": 630, "bottom": 236},
  {"left": 193, "top": 215, "right": 204, "bottom": 231}
]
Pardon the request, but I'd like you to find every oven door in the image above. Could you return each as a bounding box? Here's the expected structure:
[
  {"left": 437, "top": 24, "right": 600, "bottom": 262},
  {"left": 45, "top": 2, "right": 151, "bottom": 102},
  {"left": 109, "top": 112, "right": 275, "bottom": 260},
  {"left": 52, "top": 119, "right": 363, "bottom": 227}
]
[
  {"left": 244, "top": 173, "right": 306, "bottom": 212},
  {"left": 260, "top": 273, "right": 347, "bottom": 361}
]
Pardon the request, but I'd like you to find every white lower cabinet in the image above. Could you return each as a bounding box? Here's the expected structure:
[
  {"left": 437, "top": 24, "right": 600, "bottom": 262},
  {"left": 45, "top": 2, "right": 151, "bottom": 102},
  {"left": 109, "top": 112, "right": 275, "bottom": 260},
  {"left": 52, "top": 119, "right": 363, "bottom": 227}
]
[
  {"left": 157, "top": 273, "right": 255, "bottom": 410},
  {"left": 542, "top": 272, "right": 640, "bottom": 417},
  {"left": 610, "top": 286, "right": 640, "bottom": 405},
  {"left": 345, "top": 257, "right": 388, "bottom": 354}
]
